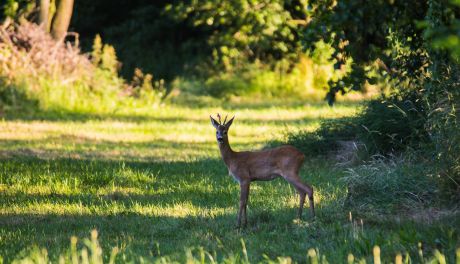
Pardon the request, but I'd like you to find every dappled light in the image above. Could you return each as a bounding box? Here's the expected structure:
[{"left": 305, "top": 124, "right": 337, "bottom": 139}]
[{"left": 0, "top": 0, "right": 459, "bottom": 262}]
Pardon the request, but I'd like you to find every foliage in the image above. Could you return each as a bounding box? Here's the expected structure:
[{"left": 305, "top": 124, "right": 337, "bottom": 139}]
[
  {"left": 193, "top": 60, "right": 317, "bottom": 98},
  {"left": 2, "top": 0, "right": 74, "bottom": 40},
  {"left": 423, "top": 0, "right": 460, "bottom": 61},
  {"left": 421, "top": 1, "right": 460, "bottom": 200},
  {"left": 69, "top": 0, "right": 315, "bottom": 96},
  {"left": 286, "top": 117, "right": 358, "bottom": 157},
  {"left": 425, "top": 69, "right": 460, "bottom": 200},
  {"left": 91, "top": 34, "right": 119, "bottom": 74},
  {"left": 2, "top": 0, "right": 19, "bottom": 18},
  {"left": 357, "top": 90, "right": 428, "bottom": 155},
  {"left": 165, "top": 0, "right": 304, "bottom": 72},
  {"left": 129, "top": 68, "right": 165, "bottom": 99},
  {"left": 0, "top": 22, "right": 163, "bottom": 117},
  {"left": 286, "top": 87, "right": 429, "bottom": 158},
  {"left": 175, "top": 39, "right": 348, "bottom": 99},
  {"left": 293, "top": 0, "right": 460, "bottom": 198},
  {"left": 303, "top": 0, "right": 429, "bottom": 103}
]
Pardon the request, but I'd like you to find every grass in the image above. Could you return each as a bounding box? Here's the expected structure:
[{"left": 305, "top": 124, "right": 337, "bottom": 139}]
[{"left": 0, "top": 102, "right": 459, "bottom": 263}]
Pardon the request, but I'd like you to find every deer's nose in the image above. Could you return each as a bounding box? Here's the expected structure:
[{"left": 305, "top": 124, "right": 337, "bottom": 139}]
[{"left": 217, "top": 136, "right": 223, "bottom": 142}]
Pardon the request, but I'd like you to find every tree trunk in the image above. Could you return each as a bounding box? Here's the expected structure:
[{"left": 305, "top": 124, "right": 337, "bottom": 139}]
[
  {"left": 50, "top": 0, "right": 74, "bottom": 40},
  {"left": 36, "top": 0, "right": 50, "bottom": 29}
]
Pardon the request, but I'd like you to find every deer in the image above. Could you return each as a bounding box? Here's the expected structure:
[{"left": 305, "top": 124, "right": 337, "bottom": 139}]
[{"left": 210, "top": 114, "right": 315, "bottom": 228}]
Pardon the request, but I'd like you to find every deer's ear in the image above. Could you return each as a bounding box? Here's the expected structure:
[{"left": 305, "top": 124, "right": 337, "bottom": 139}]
[
  {"left": 225, "top": 116, "right": 235, "bottom": 129},
  {"left": 210, "top": 116, "right": 219, "bottom": 128}
]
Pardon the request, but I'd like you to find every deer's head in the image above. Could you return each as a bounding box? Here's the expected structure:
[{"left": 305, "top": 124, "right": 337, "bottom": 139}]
[{"left": 210, "top": 114, "right": 234, "bottom": 144}]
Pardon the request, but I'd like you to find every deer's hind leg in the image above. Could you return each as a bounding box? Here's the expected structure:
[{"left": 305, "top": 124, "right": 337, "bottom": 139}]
[
  {"left": 283, "top": 173, "right": 315, "bottom": 219},
  {"left": 298, "top": 191, "right": 306, "bottom": 219}
]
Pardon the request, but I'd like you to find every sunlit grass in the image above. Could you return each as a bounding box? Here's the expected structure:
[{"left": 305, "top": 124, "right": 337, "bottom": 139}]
[
  {"left": 0, "top": 102, "right": 458, "bottom": 263},
  {"left": 0, "top": 103, "right": 359, "bottom": 161}
]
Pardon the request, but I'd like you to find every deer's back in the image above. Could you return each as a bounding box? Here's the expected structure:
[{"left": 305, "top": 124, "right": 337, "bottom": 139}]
[{"left": 229, "top": 145, "right": 305, "bottom": 180}]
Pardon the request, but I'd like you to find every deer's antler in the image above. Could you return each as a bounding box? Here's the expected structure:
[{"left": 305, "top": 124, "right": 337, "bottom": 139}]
[
  {"left": 223, "top": 115, "right": 228, "bottom": 125},
  {"left": 217, "top": 113, "right": 222, "bottom": 124}
]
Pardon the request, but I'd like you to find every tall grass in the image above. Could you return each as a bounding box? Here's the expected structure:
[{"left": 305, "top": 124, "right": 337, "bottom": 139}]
[
  {"left": 343, "top": 155, "right": 438, "bottom": 215},
  {"left": 283, "top": 88, "right": 455, "bottom": 218},
  {"left": 10, "top": 230, "right": 459, "bottom": 263},
  {"left": 286, "top": 88, "right": 429, "bottom": 157},
  {"left": 285, "top": 117, "right": 359, "bottom": 157},
  {"left": 0, "top": 22, "right": 163, "bottom": 118}
]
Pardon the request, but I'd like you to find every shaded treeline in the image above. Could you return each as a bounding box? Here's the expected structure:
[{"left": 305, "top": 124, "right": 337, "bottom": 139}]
[{"left": 70, "top": 0, "right": 306, "bottom": 83}]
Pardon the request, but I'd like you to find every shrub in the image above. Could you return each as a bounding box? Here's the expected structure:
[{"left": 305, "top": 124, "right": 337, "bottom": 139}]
[
  {"left": 286, "top": 117, "right": 359, "bottom": 157},
  {"left": 0, "top": 22, "right": 163, "bottom": 117},
  {"left": 424, "top": 65, "right": 460, "bottom": 200},
  {"left": 179, "top": 40, "right": 349, "bottom": 100},
  {"left": 198, "top": 61, "right": 311, "bottom": 99},
  {"left": 286, "top": 87, "right": 429, "bottom": 158},
  {"left": 357, "top": 89, "right": 429, "bottom": 154}
]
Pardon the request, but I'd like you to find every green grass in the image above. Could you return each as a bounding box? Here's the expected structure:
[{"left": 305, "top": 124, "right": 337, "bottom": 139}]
[{"left": 0, "top": 102, "right": 458, "bottom": 263}]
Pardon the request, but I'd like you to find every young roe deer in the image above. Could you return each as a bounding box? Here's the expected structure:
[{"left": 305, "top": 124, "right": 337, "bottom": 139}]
[{"left": 210, "top": 114, "right": 315, "bottom": 227}]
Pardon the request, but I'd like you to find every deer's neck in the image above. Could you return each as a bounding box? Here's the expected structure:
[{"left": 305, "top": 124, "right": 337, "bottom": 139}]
[{"left": 218, "top": 138, "right": 236, "bottom": 166}]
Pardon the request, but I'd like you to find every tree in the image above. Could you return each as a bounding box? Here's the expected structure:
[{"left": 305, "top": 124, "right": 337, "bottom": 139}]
[
  {"left": 165, "top": 0, "right": 306, "bottom": 73},
  {"left": 303, "top": 0, "right": 429, "bottom": 104},
  {"left": 35, "top": 0, "right": 49, "bottom": 28},
  {"left": 3, "top": 0, "right": 74, "bottom": 40},
  {"left": 50, "top": 0, "right": 74, "bottom": 40}
]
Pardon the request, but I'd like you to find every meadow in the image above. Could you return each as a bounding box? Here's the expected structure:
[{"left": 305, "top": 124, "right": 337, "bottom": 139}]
[{"left": 0, "top": 102, "right": 458, "bottom": 263}]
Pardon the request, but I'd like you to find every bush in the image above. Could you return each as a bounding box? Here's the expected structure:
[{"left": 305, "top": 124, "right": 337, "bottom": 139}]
[
  {"left": 176, "top": 40, "right": 349, "bottom": 100},
  {"left": 424, "top": 65, "right": 460, "bottom": 200},
  {"left": 191, "top": 61, "right": 328, "bottom": 99},
  {"left": 286, "top": 117, "right": 359, "bottom": 157},
  {"left": 286, "top": 88, "right": 429, "bottom": 158},
  {"left": 0, "top": 22, "right": 163, "bottom": 117},
  {"left": 357, "top": 89, "right": 429, "bottom": 154}
]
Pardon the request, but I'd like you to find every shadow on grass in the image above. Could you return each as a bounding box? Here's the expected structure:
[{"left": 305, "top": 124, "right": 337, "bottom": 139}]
[
  {"left": 0, "top": 156, "right": 325, "bottom": 262},
  {"left": 0, "top": 137, "right": 281, "bottom": 164},
  {"left": 1, "top": 156, "right": 457, "bottom": 262},
  {"left": 0, "top": 156, "right": 331, "bottom": 207},
  {"left": 0, "top": 206, "right": 322, "bottom": 263},
  {"left": 3, "top": 112, "right": 331, "bottom": 127},
  {"left": 0, "top": 137, "right": 220, "bottom": 160}
]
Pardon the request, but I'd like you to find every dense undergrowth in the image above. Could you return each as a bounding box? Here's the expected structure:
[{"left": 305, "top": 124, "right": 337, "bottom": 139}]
[
  {"left": 286, "top": 86, "right": 459, "bottom": 214},
  {"left": 285, "top": 0, "right": 460, "bottom": 215},
  {"left": 174, "top": 40, "right": 351, "bottom": 99},
  {"left": 286, "top": 89, "right": 429, "bottom": 157},
  {"left": 0, "top": 22, "right": 163, "bottom": 118}
]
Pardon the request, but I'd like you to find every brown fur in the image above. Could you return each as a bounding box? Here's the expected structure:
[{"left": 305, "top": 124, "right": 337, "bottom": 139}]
[{"left": 211, "top": 115, "right": 315, "bottom": 227}]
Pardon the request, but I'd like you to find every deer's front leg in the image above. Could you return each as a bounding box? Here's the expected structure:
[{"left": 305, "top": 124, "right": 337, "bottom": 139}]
[{"left": 237, "top": 180, "right": 250, "bottom": 228}]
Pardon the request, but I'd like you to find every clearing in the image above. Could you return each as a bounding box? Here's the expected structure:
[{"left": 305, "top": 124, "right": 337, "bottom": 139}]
[{"left": 0, "top": 102, "right": 458, "bottom": 262}]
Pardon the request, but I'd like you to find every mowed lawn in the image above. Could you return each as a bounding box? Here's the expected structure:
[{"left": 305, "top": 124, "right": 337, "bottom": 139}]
[{"left": 0, "top": 103, "right": 458, "bottom": 262}]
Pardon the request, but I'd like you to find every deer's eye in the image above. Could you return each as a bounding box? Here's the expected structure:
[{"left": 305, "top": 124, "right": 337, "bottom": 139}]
[{"left": 223, "top": 131, "right": 227, "bottom": 134}]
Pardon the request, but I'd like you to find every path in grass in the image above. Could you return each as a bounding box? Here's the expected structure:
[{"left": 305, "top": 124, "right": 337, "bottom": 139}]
[{"left": 0, "top": 102, "right": 458, "bottom": 262}]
